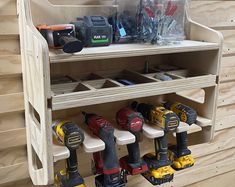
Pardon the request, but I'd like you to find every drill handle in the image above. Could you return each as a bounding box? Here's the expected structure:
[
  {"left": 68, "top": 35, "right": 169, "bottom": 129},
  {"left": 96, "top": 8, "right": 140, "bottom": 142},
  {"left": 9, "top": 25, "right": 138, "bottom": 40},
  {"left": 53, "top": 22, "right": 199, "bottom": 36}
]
[
  {"left": 176, "top": 131, "right": 191, "bottom": 155},
  {"left": 155, "top": 133, "right": 168, "bottom": 161},
  {"left": 59, "top": 36, "right": 83, "bottom": 53},
  {"left": 99, "top": 128, "right": 120, "bottom": 174},
  {"left": 66, "top": 149, "right": 79, "bottom": 179},
  {"left": 127, "top": 141, "right": 141, "bottom": 164}
]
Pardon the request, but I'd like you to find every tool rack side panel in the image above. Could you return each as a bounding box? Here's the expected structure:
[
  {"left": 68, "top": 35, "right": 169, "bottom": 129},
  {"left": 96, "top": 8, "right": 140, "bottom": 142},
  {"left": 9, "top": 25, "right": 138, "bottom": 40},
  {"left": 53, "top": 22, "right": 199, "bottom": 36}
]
[{"left": 18, "top": 0, "right": 54, "bottom": 185}]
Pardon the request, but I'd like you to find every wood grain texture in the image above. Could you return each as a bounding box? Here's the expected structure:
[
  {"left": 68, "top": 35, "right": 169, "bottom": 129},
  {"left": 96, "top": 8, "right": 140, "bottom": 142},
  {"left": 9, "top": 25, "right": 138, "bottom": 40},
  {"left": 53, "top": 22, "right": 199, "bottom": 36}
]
[
  {"left": 220, "top": 55, "right": 235, "bottom": 82},
  {"left": 218, "top": 81, "right": 235, "bottom": 106},
  {"left": 0, "top": 37, "right": 20, "bottom": 55},
  {"left": 188, "top": 170, "right": 235, "bottom": 187},
  {"left": 0, "top": 0, "right": 16, "bottom": 16},
  {"left": 0, "top": 93, "right": 24, "bottom": 114},
  {"left": 0, "top": 76, "right": 22, "bottom": 95},
  {"left": 0, "top": 111, "right": 25, "bottom": 132},
  {"left": 0, "top": 162, "right": 29, "bottom": 185},
  {"left": 0, "top": 128, "right": 26, "bottom": 150},
  {"left": 216, "top": 104, "right": 235, "bottom": 131},
  {"left": 0, "top": 146, "right": 27, "bottom": 168},
  {"left": 0, "top": 55, "right": 21, "bottom": 77},
  {"left": 190, "top": 1, "right": 235, "bottom": 29},
  {"left": 0, "top": 15, "right": 19, "bottom": 35}
]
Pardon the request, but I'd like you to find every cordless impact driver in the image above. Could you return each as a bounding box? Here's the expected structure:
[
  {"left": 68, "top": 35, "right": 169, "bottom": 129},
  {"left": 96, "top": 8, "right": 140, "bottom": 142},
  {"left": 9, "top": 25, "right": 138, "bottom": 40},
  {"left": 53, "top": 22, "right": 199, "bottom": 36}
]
[
  {"left": 53, "top": 120, "right": 85, "bottom": 187},
  {"left": 164, "top": 102, "right": 197, "bottom": 170},
  {"left": 132, "top": 102, "right": 179, "bottom": 185},
  {"left": 116, "top": 107, "right": 148, "bottom": 175},
  {"left": 82, "top": 112, "right": 125, "bottom": 187}
]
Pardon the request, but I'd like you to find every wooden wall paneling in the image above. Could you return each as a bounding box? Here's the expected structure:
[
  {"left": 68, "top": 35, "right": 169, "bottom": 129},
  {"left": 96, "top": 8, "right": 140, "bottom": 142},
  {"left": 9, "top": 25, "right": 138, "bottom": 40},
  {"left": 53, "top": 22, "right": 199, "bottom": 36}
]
[
  {"left": 220, "top": 55, "right": 235, "bottom": 82},
  {"left": 218, "top": 81, "right": 235, "bottom": 106},
  {"left": 0, "top": 37, "right": 20, "bottom": 55},
  {"left": 0, "top": 15, "right": 19, "bottom": 36},
  {"left": 190, "top": 1, "right": 235, "bottom": 29},
  {"left": 0, "top": 162, "right": 29, "bottom": 185},
  {"left": 0, "top": 0, "right": 17, "bottom": 16},
  {"left": 220, "top": 29, "right": 235, "bottom": 55},
  {"left": 0, "top": 128, "right": 26, "bottom": 150},
  {"left": 0, "top": 111, "right": 25, "bottom": 131},
  {"left": 0, "top": 146, "right": 27, "bottom": 168},
  {"left": 0, "top": 76, "right": 22, "bottom": 95},
  {"left": 0, "top": 55, "right": 21, "bottom": 77},
  {"left": 0, "top": 93, "right": 24, "bottom": 114},
  {"left": 216, "top": 104, "right": 235, "bottom": 131}
]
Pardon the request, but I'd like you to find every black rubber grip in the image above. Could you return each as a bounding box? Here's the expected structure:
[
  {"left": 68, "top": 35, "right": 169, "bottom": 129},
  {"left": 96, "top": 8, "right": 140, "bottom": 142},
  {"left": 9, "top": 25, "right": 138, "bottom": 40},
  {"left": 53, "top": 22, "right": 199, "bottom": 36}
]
[
  {"left": 127, "top": 140, "right": 141, "bottom": 164},
  {"left": 155, "top": 133, "right": 168, "bottom": 161},
  {"left": 99, "top": 127, "right": 119, "bottom": 172},
  {"left": 67, "top": 149, "right": 79, "bottom": 179},
  {"left": 59, "top": 36, "right": 83, "bottom": 53},
  {"left": 176, "top": 132, "right": 191, "bottom": 156}
]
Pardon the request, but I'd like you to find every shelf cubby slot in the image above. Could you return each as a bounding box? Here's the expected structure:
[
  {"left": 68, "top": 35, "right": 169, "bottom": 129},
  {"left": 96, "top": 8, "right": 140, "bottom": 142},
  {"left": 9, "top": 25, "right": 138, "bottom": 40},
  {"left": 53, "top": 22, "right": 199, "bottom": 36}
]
[{"left": 52, "top": 82, "right": 92, "bottom": 95}]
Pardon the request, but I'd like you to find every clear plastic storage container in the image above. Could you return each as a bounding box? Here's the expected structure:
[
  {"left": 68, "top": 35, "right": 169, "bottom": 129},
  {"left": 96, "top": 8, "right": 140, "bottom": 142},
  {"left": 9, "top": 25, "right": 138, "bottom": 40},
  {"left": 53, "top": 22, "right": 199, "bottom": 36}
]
[
  {"left": 112, "top": 0, "right": 186, "bottom": 45},
  {"left": 109, "top": 1, "right": 139, "bottom": 43}
]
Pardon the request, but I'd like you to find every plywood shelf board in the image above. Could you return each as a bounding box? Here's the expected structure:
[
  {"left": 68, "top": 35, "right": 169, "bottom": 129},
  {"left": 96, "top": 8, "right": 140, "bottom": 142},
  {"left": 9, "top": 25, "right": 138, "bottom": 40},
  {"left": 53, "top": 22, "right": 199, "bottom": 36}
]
[
  {"left": 80, "top": 125, "right": 105, "bottom": 153},
  {"left": 52, "top": 144, "right": 70, "bottom": 163},
  {"left": 49, "top": 40, "right": 219, "bottom": 63},
  {"left": 52, "top": 75, "right": 216, "bottom": 110}
]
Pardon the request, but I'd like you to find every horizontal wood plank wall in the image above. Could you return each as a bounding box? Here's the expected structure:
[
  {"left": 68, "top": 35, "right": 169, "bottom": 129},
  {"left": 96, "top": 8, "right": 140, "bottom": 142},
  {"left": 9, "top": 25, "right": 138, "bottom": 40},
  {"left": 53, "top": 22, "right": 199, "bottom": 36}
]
[
  {"left": 2, "top": 0, "right": 235, "bottom": 186},
  {"left": 0, "top": 0, "right": 28, "bottom": 185}
]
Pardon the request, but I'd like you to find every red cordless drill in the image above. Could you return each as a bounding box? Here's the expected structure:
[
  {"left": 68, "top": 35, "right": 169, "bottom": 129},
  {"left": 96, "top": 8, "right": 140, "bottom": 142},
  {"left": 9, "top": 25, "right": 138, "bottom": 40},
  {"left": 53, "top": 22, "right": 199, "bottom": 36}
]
[
  {"left": 82, "top": 112, "right": 125, "bottom": 187},
  {"left": 116, "top": 107, "right": 148, "bottom": 175}
]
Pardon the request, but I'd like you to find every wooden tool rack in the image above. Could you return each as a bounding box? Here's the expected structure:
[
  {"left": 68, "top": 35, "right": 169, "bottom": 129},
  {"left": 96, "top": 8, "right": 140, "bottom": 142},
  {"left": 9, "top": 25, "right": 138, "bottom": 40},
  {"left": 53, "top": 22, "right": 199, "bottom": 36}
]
[{"left": 18, "top": 0, "right": 223, "bottom": 186}]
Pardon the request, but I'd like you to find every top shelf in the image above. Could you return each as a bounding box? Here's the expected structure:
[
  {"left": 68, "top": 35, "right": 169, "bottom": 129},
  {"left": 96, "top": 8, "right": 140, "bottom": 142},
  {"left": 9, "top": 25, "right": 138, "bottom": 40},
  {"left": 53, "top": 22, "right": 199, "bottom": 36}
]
[{"left": 49, "top": 40, "right": 220, "bottom": 63}]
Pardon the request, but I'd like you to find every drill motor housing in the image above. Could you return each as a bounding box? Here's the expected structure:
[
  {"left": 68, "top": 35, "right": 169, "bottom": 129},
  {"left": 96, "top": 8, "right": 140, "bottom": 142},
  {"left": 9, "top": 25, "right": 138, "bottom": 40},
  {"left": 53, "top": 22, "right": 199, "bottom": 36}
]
[
  {"left": 132, "top": 102, "right": 179, "bottom": 132},
  {"left": 53, "top": 120, "right": 85, "bottom": 150},
  {"left": 165, "top": 102, "right": 197, "bottom": 125}
]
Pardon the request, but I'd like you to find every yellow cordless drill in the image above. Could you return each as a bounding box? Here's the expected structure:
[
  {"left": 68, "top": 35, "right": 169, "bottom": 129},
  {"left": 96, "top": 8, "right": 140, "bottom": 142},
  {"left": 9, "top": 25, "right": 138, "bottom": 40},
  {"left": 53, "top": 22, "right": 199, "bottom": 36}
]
[
  {"left": 164, "top": 102, "right": 196, "bottom": 170},
  {"left": 132, "top": 102, "right": 179, "bottom": 185},
  {"left": 53, "top": 120, "right": 86, "bottom": 187}
]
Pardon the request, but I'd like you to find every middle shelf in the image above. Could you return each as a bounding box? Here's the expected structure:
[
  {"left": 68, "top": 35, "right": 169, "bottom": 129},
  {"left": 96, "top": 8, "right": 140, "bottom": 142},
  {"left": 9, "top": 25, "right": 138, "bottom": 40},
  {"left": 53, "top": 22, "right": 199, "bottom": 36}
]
[{"left": 51, "top": 69, "right": 216, "bottom": 110}]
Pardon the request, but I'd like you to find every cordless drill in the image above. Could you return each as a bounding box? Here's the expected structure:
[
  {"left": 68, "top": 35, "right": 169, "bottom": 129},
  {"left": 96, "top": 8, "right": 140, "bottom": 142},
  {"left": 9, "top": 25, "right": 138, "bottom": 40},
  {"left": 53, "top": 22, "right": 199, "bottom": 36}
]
[
  {"left": 37, "top": 24, "right": 83, "bottom": 53},
  {"left": 53, "top": 120, "right": 86, "bottom": 187},
  {"left": 116, "top": 107, "right": 148, "bottom": 175},
  {"left": 164, "top": 102, "right": 196, "bottom": 170},
  {"left": 132, "top": 102, "right": 179, "bottom": 185},
  {"left": 82, "top": 112, "right": 125, "bottom": 187}
]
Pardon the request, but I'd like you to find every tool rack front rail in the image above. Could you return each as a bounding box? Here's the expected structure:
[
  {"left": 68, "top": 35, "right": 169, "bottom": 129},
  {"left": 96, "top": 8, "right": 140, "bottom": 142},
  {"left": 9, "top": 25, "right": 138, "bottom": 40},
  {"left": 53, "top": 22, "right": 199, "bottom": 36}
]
[{"left": 18, "top": 0, "right": 223, "bottom": 185}]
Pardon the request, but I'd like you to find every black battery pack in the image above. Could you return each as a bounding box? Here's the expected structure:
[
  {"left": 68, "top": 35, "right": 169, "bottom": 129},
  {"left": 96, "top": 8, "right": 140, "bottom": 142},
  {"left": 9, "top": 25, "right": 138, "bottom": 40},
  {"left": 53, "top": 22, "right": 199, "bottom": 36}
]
[{"left": 72, "top": 16, "right": 113, "bottom": 47}]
